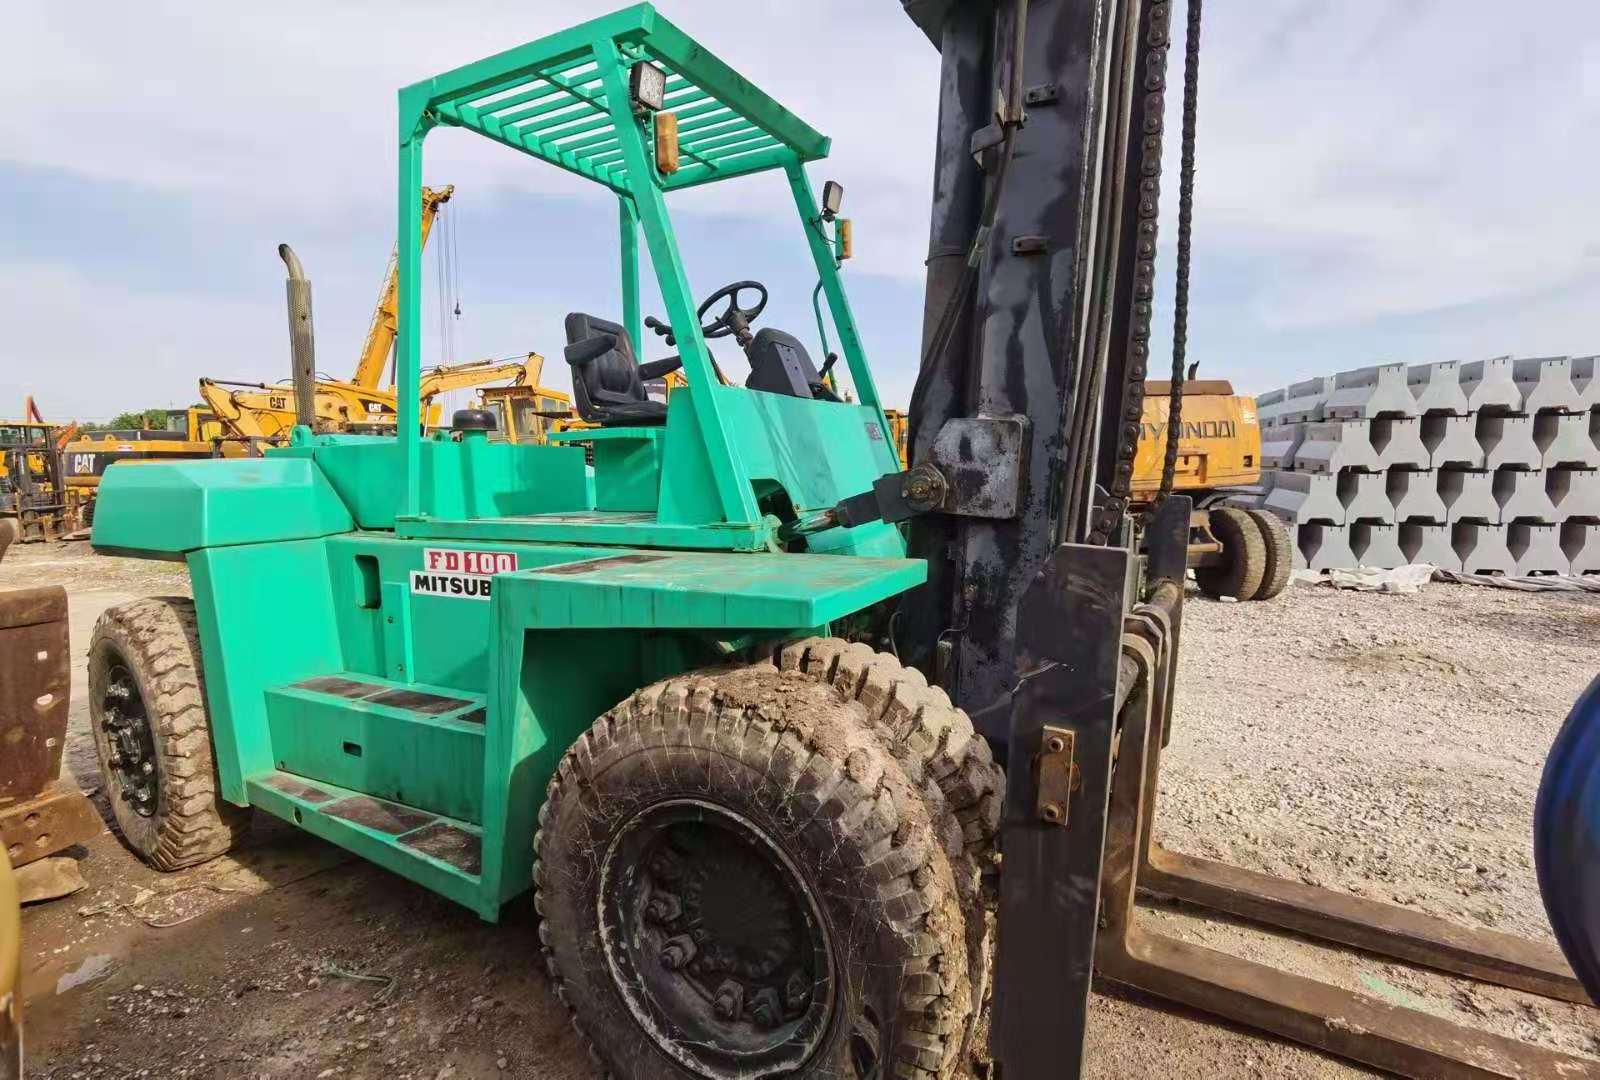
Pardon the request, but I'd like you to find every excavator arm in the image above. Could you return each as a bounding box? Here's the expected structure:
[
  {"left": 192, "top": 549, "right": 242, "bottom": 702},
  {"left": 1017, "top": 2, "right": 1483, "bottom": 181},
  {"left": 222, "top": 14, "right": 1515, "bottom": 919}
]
[
  {"left": 418, "top": 353, "right": 544, "bottom": 403},
  {"left": 350, "top": 184, "right": 455, "bottom": 390}
]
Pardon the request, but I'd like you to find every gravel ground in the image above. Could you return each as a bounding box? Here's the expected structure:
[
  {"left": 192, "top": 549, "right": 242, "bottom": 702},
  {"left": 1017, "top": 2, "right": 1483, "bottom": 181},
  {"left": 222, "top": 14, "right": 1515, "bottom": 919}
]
[{"left": 7, "top": 542, "right": 1599, "bottom": 1078}]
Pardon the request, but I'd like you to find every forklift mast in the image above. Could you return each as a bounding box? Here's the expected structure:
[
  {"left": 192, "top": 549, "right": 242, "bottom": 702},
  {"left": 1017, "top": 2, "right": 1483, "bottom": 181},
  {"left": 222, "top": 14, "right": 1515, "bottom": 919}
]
[{"left": 899, "top": 0, "right": 1185, "bottom": 1072}]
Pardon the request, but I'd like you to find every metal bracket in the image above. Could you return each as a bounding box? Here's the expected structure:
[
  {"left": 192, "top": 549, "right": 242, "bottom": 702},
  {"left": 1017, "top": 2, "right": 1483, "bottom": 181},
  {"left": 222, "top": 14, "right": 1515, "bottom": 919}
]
[
  {"left": 925, "top": 414, "right": 1030, "bottom": 519},
  {"left": 1036, "top": 725, "right": 1076, "bottom": 825}
]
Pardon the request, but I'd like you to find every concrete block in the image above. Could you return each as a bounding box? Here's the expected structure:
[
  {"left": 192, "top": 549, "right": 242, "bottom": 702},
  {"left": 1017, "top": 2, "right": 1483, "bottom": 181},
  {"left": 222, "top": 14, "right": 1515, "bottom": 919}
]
[
  {"left": 1438, "top": 469, "right": 1499, "bottom": 524},
  {"left": 1369, "top": 417, "right": 1430, "bottom": 470},
  {"left": 1324, "top": 363, "right": 1418, "bottom": 420},
  {"left": 1264, "top": 471, "right": 1345, "bottom": 525},
  {"left": 1422, "top": 414, "right": 1485, "bottom": 469},
  {"left": 1452, "top": 522, "right": 1515, "bottom": 576},
  {"left": 1507, "top": 523, "right": 1569, "bottom": 576},
  {"left": 1564, "top": 522, "right": 1600, "bottom": 574},
  {"left": 1261, "top": 422, "right": 1310, "bottom": 470},
  {"left": 1459, "top": 355, "right": 1522, "bottom": 414},
  {"left": 1388, "top": 469, "right": 1447, "bottom": 524},
  {"left": 1294, "top": 420, "right": 1381, "bottom": 474},
  {"left": 1535, "top": 411, "right": 1600, "bottom": 469},
  {"left": 1571, "top": 356, "right": 1600, "bottom": 411},
  {"left": 1299, "top": 523, "right": 1357, "bottom": 571},
  {"left": 1492, "top": 468, "right": 1558, "bottom": 524},
  {"left": 1547, "top": 468, "right": 1600, "bottom": 523},
  {"left": 1513, "top": 356, "right": 1582, "bottom": 414},
  {"left": 1399, "top": 523, "right": 1461, "bottom": 570},
  {"left": 1477, "top": 414, "right": 1541, "bottom": 471},
  {"left": 1407, "top": 361, "right": 1470, "bottom": 416},
  {"left": 1339, "top": 471, "right": 1394, "bottom": 523},
  {"left": 1263, "top": 376, "right": 1336, "bottom": 427},
  {"left": 1352, "top": 523, "right": 1408, "bottom": 568}
]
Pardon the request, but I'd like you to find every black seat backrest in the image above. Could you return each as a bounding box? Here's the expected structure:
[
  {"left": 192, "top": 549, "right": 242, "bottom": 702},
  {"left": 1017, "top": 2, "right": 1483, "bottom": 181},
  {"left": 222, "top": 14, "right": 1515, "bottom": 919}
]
[{"left": 564, "top": 313, "right": 650, "bottom": 423}]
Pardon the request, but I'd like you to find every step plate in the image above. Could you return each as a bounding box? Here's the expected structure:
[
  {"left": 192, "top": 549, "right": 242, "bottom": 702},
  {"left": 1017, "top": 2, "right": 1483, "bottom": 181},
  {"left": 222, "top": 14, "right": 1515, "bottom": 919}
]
[
  {"left": 401, "top": 821, "right": 483, "bottom": 875},
  {"left": 288, "top": 676, "right": 476, "bottom": 717},
  {"left": 324, "top": 795, "right": 437, "bottom": 836}
]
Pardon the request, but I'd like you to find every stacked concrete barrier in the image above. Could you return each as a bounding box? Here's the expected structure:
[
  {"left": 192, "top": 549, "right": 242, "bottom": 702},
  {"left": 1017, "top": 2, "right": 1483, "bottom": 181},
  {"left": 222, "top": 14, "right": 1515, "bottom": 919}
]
[{"left": 1252, "top": 356, "right": 1600, "bottom": 575}]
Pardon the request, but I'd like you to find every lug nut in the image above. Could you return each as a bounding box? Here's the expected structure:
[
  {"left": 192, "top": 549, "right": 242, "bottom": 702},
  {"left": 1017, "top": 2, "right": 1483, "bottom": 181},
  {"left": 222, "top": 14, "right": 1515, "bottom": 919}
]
[
  {"left": 785, "top": 971, "right": 810, "bottom": 1011},
  {"left": 645, "top": 891, "right": 682, "bottom": 924},
  {"left": 142, "top": 762, "right": 154, "bottom": 775},
  {"left": 748, "top": 987, "right": 782, "bottom": 1030},
  {"left": 659, "top": 935, "right": 697, "bottom": 971},
  {"left": 712, "top": 979, "right": 744, "bottom": 1021}
]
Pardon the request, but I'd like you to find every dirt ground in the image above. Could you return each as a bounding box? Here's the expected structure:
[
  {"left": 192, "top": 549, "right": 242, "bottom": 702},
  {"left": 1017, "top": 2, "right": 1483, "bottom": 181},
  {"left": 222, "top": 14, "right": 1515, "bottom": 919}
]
[{"left": 6, "top": 541, "right": 1598, "bottom": 1079}]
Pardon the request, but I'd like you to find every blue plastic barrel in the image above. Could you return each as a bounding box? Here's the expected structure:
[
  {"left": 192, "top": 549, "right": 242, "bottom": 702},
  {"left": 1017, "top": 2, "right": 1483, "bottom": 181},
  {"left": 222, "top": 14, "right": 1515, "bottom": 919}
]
[{"left": 1534, "top": 673, "right": 1600, "bottom": 1004}]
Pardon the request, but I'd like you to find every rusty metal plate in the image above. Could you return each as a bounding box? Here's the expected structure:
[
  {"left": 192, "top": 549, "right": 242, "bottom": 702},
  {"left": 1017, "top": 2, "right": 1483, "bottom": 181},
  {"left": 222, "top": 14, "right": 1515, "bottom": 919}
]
[
  {"left": 925, "top": 415, "right": 1029, "bottom": 519},
  {"left": 1036, "top": 726, "right": 1075, "bottom": 826},
  {"left": 364, "top": 688, "right": 476, "bottom": 716},
  {"left": 322, "top": 796, "right": 436, "bottom": 836},
  {"left": 400, "top": 822, "right": 482, "bottom": 875},
  {"left": 291, "top": 676, "right": 386, "bottom": 700},
  {"left": 259, "top": 773, "right": 335, "bottom": 805},
  {"left": 0, "top": 585, "right": 70, "bottom": 804},
  {"left": 454, "top": 708, "right": 486, "bottom": 726},
  {"left": 1, "top": 784, "right": 102, "bottom": 867}
]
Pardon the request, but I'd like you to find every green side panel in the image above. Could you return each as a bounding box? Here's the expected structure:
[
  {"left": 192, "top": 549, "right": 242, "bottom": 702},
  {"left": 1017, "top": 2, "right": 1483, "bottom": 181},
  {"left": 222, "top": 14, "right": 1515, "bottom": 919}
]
[
  {"left": 726, "top": 389, "right": 901, "bottom": 511},
  {"left": 308, "top": 437, "right": 591, "bottom": 530},
  {"left": 482, "top": 626, "right": 655, "bottom": 909},
  {"left": 590, "top": 432, "right": 664, "bottom": 511},
  {"left": 655, "top": 387, "right": 734, "bottom": 528},
  {"left": 264, "top": 686, "right": 485, "bottom": 823},
  {"left": 91, "top": 458, "right": 354, "bottom": 554},
  {"left": 187, "top": 540, "right": 344, "bottom": 803},
  {"left": 494, "top": 550, "right": 924, "bottom": 629}
]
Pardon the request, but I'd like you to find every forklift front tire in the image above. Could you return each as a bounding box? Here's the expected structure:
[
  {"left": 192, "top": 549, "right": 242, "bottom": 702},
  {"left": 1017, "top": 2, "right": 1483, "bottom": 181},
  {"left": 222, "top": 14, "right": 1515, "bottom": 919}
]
[
  {"left": 88, "top": 598, "right": 248, "bottom": 871},
  {"left": 534, "top": 662, "right": 974, "bottom": 1080},
  {"left": 1194, "top": 506, "right": 1268, "bottom": 601}
]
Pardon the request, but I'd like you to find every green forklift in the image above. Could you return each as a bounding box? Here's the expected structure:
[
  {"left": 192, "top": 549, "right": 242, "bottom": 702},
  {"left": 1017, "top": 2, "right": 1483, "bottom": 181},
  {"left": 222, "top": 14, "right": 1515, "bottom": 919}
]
[
  {"left": 86, "top": 4, "right": 1595, "bottom": 1079},
  {"left": 89, "top": 6, "right": 999, "bottom": 1077}
]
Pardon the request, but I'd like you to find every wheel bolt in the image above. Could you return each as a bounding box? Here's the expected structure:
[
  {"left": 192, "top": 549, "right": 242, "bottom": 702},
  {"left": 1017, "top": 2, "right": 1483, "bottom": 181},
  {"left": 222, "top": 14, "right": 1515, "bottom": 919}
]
[
  {"left": 748, "top": 987, "right": 782, "bottom": 1030},
  {"left": 785, "top": 971, "right": 810, "bottom": 1011},
  {"left": 141, "top": 762, "right": 154, "bottom": 775},
  {"left": 712, "top": 980, "right": 744, "bottom": 1021},
  {"left": 645, "top": 891, "right": 681, "bottom": 924},
  {"left": 659, "top": 935, "right": 696, "bottom": 971}
]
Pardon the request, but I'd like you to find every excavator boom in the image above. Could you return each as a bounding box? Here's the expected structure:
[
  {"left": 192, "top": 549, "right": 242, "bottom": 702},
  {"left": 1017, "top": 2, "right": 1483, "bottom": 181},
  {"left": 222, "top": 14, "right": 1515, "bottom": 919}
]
[{"left": 350, "top": 184, "right": 454, "bottom": 390}]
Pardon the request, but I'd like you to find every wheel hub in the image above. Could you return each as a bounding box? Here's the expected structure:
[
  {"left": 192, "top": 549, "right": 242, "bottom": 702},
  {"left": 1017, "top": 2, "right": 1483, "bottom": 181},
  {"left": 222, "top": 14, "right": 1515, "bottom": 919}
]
[
  {"left": 599, "top": 799, "right": 834, "bottom": 1078},
  {"left": 101, "top": 662, "right": 157, "bottom": 817}
]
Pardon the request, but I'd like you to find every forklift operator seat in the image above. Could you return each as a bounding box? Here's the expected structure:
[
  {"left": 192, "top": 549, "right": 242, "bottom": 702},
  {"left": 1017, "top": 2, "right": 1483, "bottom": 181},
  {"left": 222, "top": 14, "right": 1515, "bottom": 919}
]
[{"left": 563, "top": 313, "right": 682, "bottom": 426}]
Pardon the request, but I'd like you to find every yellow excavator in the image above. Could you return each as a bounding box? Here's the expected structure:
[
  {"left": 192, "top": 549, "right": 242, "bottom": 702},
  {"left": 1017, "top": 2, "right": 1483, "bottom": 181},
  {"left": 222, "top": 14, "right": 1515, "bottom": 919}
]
[
  {"left": 198, "top": 353, "right": 549, "bottom": 441},
  {"left": 199, "top": 185, "right": 562, "bottom": 440}
]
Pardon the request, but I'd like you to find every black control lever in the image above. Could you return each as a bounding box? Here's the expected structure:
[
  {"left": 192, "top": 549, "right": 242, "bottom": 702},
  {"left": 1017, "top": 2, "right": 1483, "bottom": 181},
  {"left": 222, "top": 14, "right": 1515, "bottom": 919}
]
[{"left": 644, "top": 315, "right": 676, "bottom": 347}]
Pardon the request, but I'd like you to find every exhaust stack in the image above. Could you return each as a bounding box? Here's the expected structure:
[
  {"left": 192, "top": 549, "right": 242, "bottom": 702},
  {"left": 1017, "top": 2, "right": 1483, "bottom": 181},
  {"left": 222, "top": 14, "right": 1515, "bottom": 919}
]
[{"left": 278, "top": 244, "right": 317, "bottom": 430}]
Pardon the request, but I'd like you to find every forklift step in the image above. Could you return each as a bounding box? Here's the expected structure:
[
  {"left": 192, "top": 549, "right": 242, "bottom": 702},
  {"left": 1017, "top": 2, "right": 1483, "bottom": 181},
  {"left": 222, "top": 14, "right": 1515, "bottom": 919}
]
[
  {"left": 246, "top": 769, "right": 485, "bottom": 906},
  {"left": 263, "top": 673, "right": 486, "bottom": 825}
]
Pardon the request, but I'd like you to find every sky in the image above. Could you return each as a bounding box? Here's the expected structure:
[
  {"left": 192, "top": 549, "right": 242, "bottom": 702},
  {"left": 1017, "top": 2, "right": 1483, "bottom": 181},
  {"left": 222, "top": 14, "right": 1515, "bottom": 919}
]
[{"left": 1, "top": 1, "right": 1596, "bottom": 423}]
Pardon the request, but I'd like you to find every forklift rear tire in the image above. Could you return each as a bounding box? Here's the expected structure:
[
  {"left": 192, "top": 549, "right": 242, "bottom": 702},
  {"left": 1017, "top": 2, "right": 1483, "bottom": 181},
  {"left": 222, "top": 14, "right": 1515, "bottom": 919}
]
[
  {"left": 535, "top": 662, "right": 974, "bottom": 1080},
  {"left": 88, "top": 597, "right": 248, "bottom": 871},
  {"left": 1194, "top": 507, "right": 1267, "bottom": 601},
  {"left": 1246, "top": 509, "right": 1294, "bottom": 601}
]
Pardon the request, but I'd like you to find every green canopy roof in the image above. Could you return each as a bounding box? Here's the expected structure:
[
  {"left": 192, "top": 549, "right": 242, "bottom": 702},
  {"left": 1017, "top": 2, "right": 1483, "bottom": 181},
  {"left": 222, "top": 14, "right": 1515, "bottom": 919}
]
[{"left": 400, "top": 3, "right": 832, "bottom": 196}]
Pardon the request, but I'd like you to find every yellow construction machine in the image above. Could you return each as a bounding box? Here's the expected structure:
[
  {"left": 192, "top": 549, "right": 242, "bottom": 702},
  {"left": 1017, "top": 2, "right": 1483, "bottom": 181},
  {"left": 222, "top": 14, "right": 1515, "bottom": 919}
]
[
  {"left": 198, "top": 353, "right": 549, "bottom": 441},
  {"left": 1132, "top": 376, "right": 1292, "bottom": 601},
  {"left": 60, "top": 406, "right": 250, "bottom": 529},
  {"left": 1, "top": 403, "right": 79, "bottom": 544},
  {"left": 199, "top": 185, "right": 562, "bottom": 442}
]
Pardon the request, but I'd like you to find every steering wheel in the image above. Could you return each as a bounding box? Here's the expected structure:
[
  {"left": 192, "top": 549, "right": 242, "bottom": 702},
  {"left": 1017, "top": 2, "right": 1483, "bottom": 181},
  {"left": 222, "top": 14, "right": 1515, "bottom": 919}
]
[{"left": 696, "top": 280, "right": 768, "bottom": 339}]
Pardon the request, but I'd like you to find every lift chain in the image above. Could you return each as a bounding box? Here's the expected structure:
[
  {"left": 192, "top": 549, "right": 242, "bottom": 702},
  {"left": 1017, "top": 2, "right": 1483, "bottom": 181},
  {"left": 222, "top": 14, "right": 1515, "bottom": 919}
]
[{"left": 1090, "top": 0, "right": 1174, "bottom": 545}]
